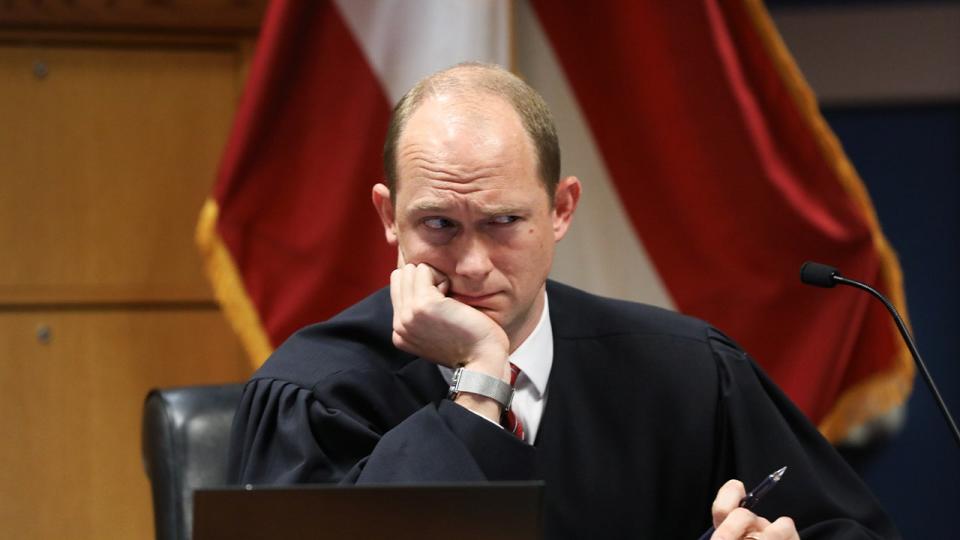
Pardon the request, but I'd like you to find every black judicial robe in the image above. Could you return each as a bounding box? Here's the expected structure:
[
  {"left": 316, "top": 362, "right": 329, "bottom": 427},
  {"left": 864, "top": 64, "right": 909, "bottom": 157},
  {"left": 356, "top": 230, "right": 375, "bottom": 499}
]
[{"left": 228, "top": 281, "right": 898, "bottom": 539}]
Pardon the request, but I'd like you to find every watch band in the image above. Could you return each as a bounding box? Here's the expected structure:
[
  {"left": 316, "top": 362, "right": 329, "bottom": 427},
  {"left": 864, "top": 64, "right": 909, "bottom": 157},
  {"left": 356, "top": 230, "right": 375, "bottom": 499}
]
[{"left": 448, "top": 367, "right": 514, "bottom": 410}]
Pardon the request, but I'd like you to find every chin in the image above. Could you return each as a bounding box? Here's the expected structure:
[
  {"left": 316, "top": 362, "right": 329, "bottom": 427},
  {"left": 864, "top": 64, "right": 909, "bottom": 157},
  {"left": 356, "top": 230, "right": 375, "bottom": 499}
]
[
  {"left": 480, "top": 308, "right": 511, "bottom": 329},
  {"left": 481, "top": 308, "right": 505, "bottom": 322}
]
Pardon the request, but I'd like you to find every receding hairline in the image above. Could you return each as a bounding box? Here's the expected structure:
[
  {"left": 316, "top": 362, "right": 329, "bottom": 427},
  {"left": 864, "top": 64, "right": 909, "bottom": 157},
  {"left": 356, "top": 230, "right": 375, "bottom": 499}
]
[
  {"left": 394, "top": 92, "right": 537, "bottom": 170},
  {"left": 405, "top": 63, "right": 530, "bottom": 104},
  {"left": 383, "top": 62, "right": 561, "bottom": 203}
]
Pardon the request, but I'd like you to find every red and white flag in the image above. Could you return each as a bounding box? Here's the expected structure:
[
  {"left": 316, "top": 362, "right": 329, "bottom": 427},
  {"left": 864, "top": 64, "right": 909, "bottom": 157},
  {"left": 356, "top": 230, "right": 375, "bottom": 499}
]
[{"left": 198, "top": 0, "right": 913, "bottom": 442}]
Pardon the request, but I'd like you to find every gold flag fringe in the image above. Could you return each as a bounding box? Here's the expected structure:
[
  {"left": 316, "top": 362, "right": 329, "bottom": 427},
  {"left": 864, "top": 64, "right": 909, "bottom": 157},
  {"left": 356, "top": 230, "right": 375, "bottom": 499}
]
[
  {"left": 196, "top": 198, "right": 274, "bottom": 370},
  {"left": 743, "top": 0, "right": 915, "bottom": 443}
]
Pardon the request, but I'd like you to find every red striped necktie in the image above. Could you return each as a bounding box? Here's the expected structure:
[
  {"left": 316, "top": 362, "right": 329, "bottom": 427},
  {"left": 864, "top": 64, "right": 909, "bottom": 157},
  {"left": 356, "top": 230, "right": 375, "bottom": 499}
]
[{"left": 503, "top": 363, "right": 525, "bottom": 441}]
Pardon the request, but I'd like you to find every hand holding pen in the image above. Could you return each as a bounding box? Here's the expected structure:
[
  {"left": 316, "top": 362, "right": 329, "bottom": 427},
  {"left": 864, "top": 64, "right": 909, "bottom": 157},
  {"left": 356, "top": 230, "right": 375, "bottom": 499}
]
[{"left": 698, "top": 466, "right": 795, "bottom": 540}]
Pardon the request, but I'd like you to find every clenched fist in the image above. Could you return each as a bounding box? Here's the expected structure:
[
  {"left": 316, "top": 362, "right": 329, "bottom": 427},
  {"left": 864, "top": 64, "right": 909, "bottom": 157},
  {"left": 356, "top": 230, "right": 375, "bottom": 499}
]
[{"left": 389, "top": 262, "right": 512, "bottom": 384}]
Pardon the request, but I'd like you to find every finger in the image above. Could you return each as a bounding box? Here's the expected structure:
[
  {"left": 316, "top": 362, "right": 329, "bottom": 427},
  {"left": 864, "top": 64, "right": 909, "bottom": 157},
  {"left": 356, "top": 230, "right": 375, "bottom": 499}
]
[
  {"left": 389, "top": 268, "right": 402, "bottom": 326},
  {"left": 390, "top": 268, "right": 400, "bottom": 308},
  {"left": 762, "top": 517, "right": 798, "bottom": 540},
  {"left": 414, "top": 263, "right": 450, "bottom": 297},
  {"left": 413, "top": 263, "right": 438, "bottom": 300},
  {"left": 712, "top": 479, "right": 746, "bottom": 528},
  {"left": 392, "top": 330, "right": 414, "bottom": 354},
  {"left": 424, "top": 264, "right": 449, "bottom": 291},
  {"left": 711, "top": 507, "right": 760, "bottom": 540},
  {"left": 401, "top": 263, "right": 417, "bottom": 308},
  {"left": 396, "top": 265, "right": 418, "bottom": 332}
]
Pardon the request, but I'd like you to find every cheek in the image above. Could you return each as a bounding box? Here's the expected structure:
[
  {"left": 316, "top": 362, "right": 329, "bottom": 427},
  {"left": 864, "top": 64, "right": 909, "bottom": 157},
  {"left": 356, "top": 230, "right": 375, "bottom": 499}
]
[
  {"left": 525, "top": 226, "right": 550, "bottom": 252},
  {"left": 402, "top": 240, "right": 456, "bottom": 271},
  {"left": 500, "top": 231, "right": 551, "bottom": 277}
]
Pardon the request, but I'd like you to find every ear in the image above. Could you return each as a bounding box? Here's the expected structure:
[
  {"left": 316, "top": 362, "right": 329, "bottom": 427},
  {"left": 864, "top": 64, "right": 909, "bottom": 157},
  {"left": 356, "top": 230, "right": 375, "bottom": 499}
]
[
  {"left": 371, "top": 183, "right": 398, "bottom": 246},
  {"left": 551, "top": 176, "right": 581, "bottom": 241}
]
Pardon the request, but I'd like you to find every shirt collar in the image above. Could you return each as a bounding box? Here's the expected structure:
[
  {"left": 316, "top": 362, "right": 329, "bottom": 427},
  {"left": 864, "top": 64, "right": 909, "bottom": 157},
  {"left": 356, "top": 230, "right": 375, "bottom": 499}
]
[
  {"left": 507, "top": 292, "right": 552, "bottom": 397},
  {"left": 438, "top": 292, "right": 554, "bottom": 397}
]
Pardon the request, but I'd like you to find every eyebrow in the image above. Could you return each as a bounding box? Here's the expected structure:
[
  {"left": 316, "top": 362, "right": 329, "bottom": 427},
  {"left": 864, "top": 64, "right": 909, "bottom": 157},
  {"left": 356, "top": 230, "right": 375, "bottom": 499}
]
[
  {"left": 408, "top": 200, "right": 453, "bottom": 213},
  {"left": 408, "top": 200, "right": 527, "bottom": 216}
]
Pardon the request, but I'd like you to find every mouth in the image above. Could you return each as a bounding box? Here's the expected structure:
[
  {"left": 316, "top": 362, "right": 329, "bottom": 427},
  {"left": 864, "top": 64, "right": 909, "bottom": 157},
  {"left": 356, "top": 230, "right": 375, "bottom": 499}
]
[{"left": 450, "top": 291, "right": 500, "bottom": 307}]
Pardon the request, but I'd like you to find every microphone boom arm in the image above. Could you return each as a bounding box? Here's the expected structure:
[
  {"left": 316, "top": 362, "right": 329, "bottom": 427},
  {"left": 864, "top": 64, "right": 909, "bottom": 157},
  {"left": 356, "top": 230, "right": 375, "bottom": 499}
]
[{"left": 832, "top": 274, "right": 960, "bottom": 448}]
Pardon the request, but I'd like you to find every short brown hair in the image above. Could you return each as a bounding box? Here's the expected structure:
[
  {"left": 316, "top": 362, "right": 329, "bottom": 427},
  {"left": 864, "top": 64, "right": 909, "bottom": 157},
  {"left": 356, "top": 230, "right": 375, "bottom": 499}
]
[{"left": 382, "top": 63, "right": 560, "bottom": 201}]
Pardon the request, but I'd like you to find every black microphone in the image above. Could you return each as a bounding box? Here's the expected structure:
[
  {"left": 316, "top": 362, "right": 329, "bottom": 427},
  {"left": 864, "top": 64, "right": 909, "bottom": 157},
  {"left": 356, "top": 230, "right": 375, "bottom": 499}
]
[
  {"left": 799, "top": 261, "right": 960, "bottom": 448},
  {"left": 799, "top": 261, "right": 841, "bottom": 288}
]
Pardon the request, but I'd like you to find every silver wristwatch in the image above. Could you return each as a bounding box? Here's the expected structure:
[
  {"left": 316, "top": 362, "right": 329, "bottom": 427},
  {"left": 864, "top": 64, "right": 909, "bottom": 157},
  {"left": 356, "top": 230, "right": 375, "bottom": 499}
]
[{"left": 448, "top": 367, "right": 514, "bottom": 410}]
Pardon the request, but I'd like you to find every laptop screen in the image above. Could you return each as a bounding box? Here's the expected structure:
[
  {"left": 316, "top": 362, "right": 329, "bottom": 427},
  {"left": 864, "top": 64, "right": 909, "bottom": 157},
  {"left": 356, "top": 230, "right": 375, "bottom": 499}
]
[{"left": 193, "top": 482, "right": 545, "bottom": 540}]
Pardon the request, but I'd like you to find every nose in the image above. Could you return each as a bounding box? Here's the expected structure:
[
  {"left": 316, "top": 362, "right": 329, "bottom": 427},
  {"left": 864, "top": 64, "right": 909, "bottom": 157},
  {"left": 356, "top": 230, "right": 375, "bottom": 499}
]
[{"left": 454, "top": 236, "right": 494, "bottom": 281}]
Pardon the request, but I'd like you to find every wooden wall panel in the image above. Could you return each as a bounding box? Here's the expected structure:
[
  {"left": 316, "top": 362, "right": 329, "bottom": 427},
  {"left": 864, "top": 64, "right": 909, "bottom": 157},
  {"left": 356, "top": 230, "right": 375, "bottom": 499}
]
[
  {"left": 0, "top": 13, "right": 261, "bottom": 537},
  {"left": 0, "top": 309, "right": 249, "bottom": 539},
  {"left": 0, "top": 0, "right": 267, "bottom": 33},
  {"left": 0, "top": 44, "right": 238, "bottom": 303}
]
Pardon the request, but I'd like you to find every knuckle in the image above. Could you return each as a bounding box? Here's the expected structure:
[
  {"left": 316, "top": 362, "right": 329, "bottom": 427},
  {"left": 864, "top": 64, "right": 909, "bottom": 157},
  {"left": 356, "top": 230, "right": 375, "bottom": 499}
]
[
  {"left": 404, "top": 304, "right": 422, "bottom": 321},
  {"left": 773, "top": 515, "right": 796, "bottom": 531},
  {"left": 409, "top": 299, "right": 433, "bottom": 319},
  {"left": 712, "top": 524, "right": 736, "bottom": 540},
  {"left": 728, "top": 479, "right": 745, "bottom": 492}
]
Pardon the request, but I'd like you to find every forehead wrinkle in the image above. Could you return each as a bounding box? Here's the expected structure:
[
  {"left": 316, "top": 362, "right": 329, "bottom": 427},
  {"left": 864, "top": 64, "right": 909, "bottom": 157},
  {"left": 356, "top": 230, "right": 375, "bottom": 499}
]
[
  {"left": 400, "top": 145, "right": 512, "bottom": 186},
  {"left": 408, "top": 160, "right": 506, "bottom": 185}
]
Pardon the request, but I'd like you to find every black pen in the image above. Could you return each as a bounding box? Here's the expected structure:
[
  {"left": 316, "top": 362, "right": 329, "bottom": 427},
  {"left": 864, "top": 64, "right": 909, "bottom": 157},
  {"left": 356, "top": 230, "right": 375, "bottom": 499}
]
[{"left": 696, "top": 466, "right": 787, "bottom": 540}]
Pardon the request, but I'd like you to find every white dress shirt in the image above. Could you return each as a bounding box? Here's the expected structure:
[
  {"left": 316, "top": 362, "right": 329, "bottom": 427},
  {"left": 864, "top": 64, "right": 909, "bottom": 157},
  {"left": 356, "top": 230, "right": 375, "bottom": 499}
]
[{"left": 439, "top": 293, "right": 554, "bottom": 443}]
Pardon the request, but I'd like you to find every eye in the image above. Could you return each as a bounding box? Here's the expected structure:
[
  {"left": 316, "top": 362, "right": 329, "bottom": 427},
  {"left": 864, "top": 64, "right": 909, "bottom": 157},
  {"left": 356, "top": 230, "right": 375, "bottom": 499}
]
[
  {"left": 422, "top": 217, "right": 455, "bottom": 230},
  {"left": 489, "top": 215, "right": 520, "bottom": 226}
]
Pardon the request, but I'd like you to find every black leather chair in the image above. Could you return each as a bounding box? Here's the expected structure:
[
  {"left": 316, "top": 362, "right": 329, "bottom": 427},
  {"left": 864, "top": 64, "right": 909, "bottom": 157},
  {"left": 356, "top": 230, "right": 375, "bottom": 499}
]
[{"left": 142, "top": 384, "right": 244, "bottom": 540}]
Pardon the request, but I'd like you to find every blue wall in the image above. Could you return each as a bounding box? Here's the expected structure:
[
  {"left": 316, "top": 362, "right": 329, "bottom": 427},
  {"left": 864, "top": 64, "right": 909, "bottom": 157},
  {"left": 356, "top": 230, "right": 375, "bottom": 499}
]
[{"left": 822, "top": 104, "right": 960, "bottom": 537}]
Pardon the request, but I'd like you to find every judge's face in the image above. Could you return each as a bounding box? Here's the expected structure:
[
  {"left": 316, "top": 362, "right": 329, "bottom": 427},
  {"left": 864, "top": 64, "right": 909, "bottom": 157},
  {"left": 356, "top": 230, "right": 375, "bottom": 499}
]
[{"left": 373, "top": 93, "right": 579, "bottom": 346}]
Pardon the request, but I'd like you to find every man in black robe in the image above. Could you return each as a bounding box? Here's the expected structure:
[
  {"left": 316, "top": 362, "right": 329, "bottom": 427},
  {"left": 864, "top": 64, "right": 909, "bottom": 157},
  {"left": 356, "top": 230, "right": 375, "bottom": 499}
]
[{"left": 228, "top": 63, "right": 898, "bottom": 539}]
